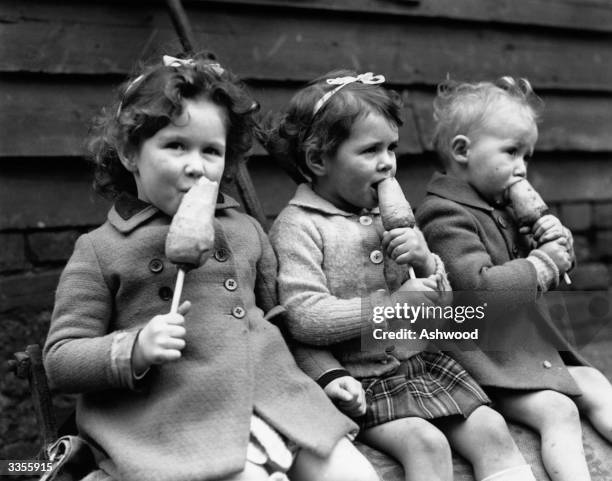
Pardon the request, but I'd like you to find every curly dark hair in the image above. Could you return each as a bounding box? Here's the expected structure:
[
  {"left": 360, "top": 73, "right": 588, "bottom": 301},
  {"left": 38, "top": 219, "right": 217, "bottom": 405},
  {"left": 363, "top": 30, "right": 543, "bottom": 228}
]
[
  {"left": 88, "top": 51, "right": 259, "bottom": 199},
  {"left": 262, "top": 69, "right": 403, "bottom": 183}
]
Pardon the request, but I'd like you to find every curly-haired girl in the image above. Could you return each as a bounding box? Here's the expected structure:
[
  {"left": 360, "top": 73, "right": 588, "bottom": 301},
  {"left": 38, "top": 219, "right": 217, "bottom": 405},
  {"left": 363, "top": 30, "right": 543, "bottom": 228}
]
[{"left": 44, "top": 54, "right": 378, "bottom": 481}]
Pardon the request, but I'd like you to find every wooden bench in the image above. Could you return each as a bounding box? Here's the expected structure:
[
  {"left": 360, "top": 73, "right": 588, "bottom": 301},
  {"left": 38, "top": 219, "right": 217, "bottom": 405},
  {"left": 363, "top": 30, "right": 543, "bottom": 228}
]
[
  {"left": 357, "top": 339, "right": 612, "bottom": 480},
  {"left": 9, "top": 339, "right": 612, "bottom": 480}
]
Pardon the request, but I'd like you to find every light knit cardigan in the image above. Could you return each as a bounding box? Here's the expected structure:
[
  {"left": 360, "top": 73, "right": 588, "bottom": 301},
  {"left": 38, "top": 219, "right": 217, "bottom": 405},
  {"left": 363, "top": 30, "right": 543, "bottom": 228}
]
[{"left": 270, "top": 184, "right": 451, "bottom": 379}]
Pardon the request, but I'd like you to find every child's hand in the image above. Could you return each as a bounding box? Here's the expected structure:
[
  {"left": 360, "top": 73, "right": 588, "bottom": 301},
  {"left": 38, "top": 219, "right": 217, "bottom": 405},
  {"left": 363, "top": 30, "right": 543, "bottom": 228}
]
[
  {"left": 527, "top": 214, "right": 565, "bottom": 244},
  {"left": 324, "top": 376, "right": 367, "bottom": 417},
  {"left": 398, "top": 276, "right": 447, "bottom": 305},
  {"left": 563, "top": 227, "right": 576, "bottom": 265},
  {"left": 538, "top": 241, "right": 571, "bottom": 275},
  {"left": 382, "top": 227, "right": 436, "bottom": 276},
  {"left": 132, "top": 300, "right": 190, "bottom": 374},
  {"left": 399, "top": 276, "right": 437, "bottom": 292}
]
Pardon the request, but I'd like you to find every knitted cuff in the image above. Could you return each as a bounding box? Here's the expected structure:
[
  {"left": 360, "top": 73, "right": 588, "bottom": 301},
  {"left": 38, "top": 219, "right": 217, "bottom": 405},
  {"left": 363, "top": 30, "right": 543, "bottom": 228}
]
[
  {"left": 110, "top": 329, "right": 141, "bottom": 391},
  {"left": 316, "top": 369, "right": 352, "bottom": 388},
  {"left": 527, "top": 249, "right": 560, "bottom": 293},
  {"left": 431, "top": 253, "right": 452, "bottom": 292}
]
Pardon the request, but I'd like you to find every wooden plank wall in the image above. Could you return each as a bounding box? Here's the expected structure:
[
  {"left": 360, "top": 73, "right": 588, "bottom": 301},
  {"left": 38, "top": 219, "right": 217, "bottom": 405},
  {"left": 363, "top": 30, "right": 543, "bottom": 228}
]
[{"left": 2, "top": 0, "right": 612, "bottom": 309}]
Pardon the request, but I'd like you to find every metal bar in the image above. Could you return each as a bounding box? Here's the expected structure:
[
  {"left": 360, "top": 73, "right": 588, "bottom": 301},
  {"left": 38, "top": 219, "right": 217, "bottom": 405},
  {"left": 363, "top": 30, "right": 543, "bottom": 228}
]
[{"left": 166, "top": 0, "right": 196, "bottom": 52}]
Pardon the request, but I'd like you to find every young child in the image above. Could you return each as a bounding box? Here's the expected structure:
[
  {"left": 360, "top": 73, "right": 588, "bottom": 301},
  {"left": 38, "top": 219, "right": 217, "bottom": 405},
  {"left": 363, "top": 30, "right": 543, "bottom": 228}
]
[
  {"left": 267, "top": 70, "right": 537, "bottom": 481},
  {"left": 418, "top": 76, "right": 612, "bottom": 481},
  {"left": 43, "top": 53, "right": 380, "bottom": 481}
]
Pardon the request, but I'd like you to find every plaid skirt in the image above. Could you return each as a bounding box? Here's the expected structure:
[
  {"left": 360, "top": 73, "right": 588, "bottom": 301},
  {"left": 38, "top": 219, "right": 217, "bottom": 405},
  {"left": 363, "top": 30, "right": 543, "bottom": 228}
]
[{"left": 358, "top": 351, "right": 490, "bottom": 430}]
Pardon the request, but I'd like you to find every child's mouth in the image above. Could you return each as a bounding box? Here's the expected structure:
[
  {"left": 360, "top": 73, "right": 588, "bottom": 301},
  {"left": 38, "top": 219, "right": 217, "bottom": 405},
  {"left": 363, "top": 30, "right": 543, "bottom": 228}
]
[{"left": 370, "top": 184, "right": 380, "bottom": 202}]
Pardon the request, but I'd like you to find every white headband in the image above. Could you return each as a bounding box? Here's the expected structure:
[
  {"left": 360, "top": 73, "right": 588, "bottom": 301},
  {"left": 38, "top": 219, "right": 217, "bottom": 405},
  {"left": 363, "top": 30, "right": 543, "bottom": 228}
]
[{"left": 312, "top": 72, "right": 386, "bottom": 117}]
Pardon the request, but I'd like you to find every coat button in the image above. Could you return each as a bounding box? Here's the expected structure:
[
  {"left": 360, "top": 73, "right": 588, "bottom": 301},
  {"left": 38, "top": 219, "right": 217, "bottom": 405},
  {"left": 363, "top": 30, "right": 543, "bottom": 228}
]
[
  {"left": 214, "top": 248, "right": 229, "bottom": 262},
  {"left": 159, "top": 286, "right": 173, "bottom": 301},
  {"left": 497, "top": 216, "right": 508, "bottom": 229},
  {"left": 149, "top": 259, "right": 164, "bottom": 273},
  {"left": 512, "top": 245, "right": 520, "bottom": 256},
  {"left": 359, "top": 215, "right": 373, "bottom": 226},
  {"left": 542, "top": 360, "right": 552, "bottom": 369},
  {"left": 232, "top": 306, "right": 246, "bottom": 319},
  {"left": 370, "top": 250, "right": 384, "bottom": 264},
  {"left": 224, "top": 278, "right": 238, "bottom": 291}
]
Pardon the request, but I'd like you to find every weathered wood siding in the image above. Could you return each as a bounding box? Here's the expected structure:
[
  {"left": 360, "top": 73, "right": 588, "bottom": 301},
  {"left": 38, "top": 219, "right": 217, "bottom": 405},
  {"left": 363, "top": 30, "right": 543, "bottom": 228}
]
[
  {"left": 3, "top": 0, "right": 612, "bottom": 310},
  {"left": 3, "top": 0, "right": 612, "bottom": 463}
]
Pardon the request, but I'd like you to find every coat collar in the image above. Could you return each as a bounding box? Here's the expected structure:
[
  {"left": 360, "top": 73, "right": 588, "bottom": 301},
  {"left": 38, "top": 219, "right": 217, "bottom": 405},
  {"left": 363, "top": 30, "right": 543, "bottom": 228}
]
[
  {"left": 289, "top": 183, "right": 380, "bottom": 216},
  {"left": 426, "top": 172, "right": 494, "bottom": 213},
  {"left": 108, "top": 192, "right": 240, "bottom": 234}
]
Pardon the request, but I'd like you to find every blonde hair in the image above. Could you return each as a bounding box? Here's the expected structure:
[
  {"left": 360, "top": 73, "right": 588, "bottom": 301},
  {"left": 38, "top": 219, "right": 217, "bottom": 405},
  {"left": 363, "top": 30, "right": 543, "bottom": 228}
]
[{"left": 432, "top": 77, "right": 543, "bottom": 168}]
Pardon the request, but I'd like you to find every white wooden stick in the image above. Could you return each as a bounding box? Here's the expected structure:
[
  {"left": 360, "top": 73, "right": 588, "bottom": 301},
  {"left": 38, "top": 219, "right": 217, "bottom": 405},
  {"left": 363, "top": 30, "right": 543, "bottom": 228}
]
[
  {"left": 170, "top": 268, "right": 186, "bottom": 313},
  {"left": 408, "top": 266, "right": 416, "bottom": 280}
]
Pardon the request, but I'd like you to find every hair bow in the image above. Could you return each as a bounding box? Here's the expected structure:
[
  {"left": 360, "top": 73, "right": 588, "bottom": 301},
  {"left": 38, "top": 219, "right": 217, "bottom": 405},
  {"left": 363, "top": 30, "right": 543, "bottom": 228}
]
[
  {"left": 162, "top": 55, "right": 224, "bottom": 75},
  {"left": 162, "top": 55, "right": 196, "bottom": 67},
  {"left": 313, "top": 72, "right": 386, "bottom": 116}
]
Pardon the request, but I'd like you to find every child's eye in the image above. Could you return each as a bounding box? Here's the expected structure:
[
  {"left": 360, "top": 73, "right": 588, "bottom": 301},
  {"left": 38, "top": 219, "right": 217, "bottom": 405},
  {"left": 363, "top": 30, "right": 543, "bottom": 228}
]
[
  {"left": 388, "top": 142, "right": 398, "bottom": 152},
  {"left": 203, "top": 146, "right": 222, "bottom": 156},
  {"left": 506, "top": 147, "right": 518, "bottom": 156},
  {"left": 362, "top": 146, "right": 377, "bottom": 154},
  {"left": 166, "top": 142, "right": 185, "bottom": 151}
]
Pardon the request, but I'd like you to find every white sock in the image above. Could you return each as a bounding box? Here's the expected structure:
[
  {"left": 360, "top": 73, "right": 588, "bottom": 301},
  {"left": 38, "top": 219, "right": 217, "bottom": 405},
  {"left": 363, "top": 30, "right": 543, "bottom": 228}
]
[{"left": 480, "top": 464, "right": 536, "bottom": 481}]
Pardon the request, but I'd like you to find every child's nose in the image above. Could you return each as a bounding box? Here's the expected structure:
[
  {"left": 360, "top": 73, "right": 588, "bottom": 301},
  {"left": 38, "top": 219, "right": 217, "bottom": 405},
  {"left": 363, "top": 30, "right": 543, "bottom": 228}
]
[
  {"left": 376, "top": 151, "right": 396, "bottom": 172},
  {"left": 184, "top": 154, "right": 205, "bottom": 179},
  {"left": 514, "top": 158, "right": 527, "bottom": 177}
]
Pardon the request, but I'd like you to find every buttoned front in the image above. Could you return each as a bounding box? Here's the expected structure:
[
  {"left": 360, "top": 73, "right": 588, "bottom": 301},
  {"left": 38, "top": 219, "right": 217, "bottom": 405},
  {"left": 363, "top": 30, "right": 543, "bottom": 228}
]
[
  {"left": 496, "top": 215, "right": 508, "bottom": 229},
  {"left": 44, "top": 192, "right": 356, "bottom": 481},
  {"left": 224, "top": 278, "right": 238, "bottom": 291},
  {"left": 359, "top": 215, "right": 373, "bottom": 226},
  {"left": 271, "top": 184, "right": 442, "bottom": 380},
  {"left": 158, "top": 286, "right": 172, "bottom": 301},
  {"left": 149, "top": 258, "right": 164, "bottom": 273},
  {"left": 417, "top": 173, "right": 588, "bottom": 395},
  {"left": 370, "top": 250, "right": 384, "bottom": 264},
  {"left": 214, "top": 248, "right": 229, "bottom": 262}
]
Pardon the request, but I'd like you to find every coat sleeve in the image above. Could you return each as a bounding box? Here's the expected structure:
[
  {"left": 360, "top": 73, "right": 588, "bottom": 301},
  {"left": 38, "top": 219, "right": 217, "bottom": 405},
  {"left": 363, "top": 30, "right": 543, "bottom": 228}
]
[
  {"left": 417, "top": 197, "right": 539, "bottom": 313},
  {"left": 43, "top": 234, "right": 141, "bottom": 393},
  {"left": 250, "top": 215, "right": 346, "bottom": 380},
  {"left": 269, "top": 210, "right": 427, "bottom": 346},
  {"left": 250, "top": 216, "right": 280, "bottom": 315}
]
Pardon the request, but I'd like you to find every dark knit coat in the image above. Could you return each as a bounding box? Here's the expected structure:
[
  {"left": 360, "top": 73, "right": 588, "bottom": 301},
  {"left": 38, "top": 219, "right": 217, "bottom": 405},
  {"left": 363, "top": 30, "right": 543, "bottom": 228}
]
[
  {"left": 44, "top": 194, "right": 356, "bottom": 481},
  {"left": 417, "top": 173, "right": 588, "bottom": 395}
]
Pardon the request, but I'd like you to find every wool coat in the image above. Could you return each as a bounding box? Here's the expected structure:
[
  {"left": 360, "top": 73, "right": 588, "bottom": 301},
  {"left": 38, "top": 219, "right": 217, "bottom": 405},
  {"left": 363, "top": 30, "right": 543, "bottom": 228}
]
[
  {"left": 270, "top": 184, "right": 450, "bottom": 380},
  {"left": 417, "top": 172, "right": 589, "bottom": 395},
  {"left": 44, "top": 193, "right": 356, "bottom": 481}
]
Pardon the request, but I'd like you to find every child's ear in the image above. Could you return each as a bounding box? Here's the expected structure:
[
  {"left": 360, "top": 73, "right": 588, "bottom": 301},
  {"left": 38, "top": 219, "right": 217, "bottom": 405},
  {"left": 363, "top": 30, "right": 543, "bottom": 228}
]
[
  {"left": 118, "top": 150, "right": 138, "bottom": 173},
  {"left": 304, "top": 150, "right": 327, "bottom": 177},
  {"left": 450, "top": 135, "right": 470, "bottom": 165}
]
